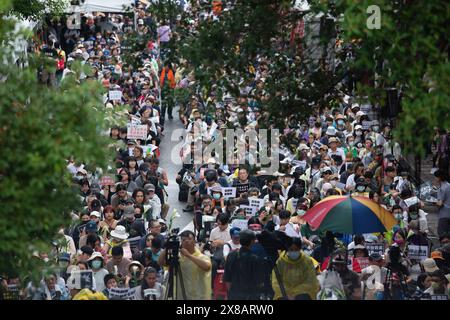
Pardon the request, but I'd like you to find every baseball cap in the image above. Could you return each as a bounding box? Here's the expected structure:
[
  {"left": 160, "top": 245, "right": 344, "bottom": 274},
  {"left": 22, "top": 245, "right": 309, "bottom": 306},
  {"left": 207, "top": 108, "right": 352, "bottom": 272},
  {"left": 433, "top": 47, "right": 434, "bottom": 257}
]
[
  {"left": 144, "top": 183, "right": 156, "bottom": 192},
  {"left": 123, "top": 206, "right": 135, "bottom": 217},
  {"left": 89, "top": 211, "right": 101, "bottom": 218},
  {"left": 230, "top": 227, "right": 241, "bottom": 238},
  {"left": 85, "top": 221, "right": 97, "bottom": 232}
]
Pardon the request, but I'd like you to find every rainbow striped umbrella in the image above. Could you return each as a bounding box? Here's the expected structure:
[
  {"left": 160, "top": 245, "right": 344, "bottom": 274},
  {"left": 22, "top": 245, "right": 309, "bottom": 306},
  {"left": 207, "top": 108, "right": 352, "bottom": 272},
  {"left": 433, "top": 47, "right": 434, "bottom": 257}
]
[{"left": 302, "top": 195, "right": 397, "bottom": 234}]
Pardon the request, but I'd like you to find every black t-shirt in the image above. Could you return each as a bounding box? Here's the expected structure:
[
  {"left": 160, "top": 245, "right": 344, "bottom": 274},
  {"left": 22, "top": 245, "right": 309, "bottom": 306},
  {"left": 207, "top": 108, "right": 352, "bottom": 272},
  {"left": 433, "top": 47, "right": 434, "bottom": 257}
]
[
  {"left": 224, "top": 248, "right": 266, "bottom": 299},
  {"left": 41, "top": 46, "right": 58, "bottom": 59}
]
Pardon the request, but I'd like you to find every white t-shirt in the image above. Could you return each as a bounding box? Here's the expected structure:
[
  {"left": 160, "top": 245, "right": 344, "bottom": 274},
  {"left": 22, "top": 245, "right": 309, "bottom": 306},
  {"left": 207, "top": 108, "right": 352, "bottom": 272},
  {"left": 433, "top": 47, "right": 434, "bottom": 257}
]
[
  {"left": 92, "top": 268, "right": 109, "bottom": 292},
  {"left": 223, "top": 240, "right": 241, "bottom": 259},
  {"left": 210, "top": 226, "right": 231, "bottom": 243}
]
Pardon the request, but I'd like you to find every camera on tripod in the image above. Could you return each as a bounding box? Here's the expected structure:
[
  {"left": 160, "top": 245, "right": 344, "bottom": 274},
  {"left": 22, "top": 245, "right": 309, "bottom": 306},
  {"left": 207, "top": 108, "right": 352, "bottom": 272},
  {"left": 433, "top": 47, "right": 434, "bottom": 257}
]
[{"left": 166, "top": 228, "right": 181, "bottom": 259}]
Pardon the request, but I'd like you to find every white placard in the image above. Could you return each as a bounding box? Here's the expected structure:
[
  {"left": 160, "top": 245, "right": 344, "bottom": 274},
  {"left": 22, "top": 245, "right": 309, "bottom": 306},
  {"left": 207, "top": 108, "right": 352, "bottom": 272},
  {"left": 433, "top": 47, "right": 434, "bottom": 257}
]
[
  {"left": 404, "top": 196, "right": 419, "bottom": 208},
  {"left": 231, "top": 218, "right": 248, "bottom": 231},
  {"left": 407, "top": 245, "right": 428, "bottom": 261},
  {"left": 109, "top": 90, "right": 123, "bottom": 101},
  {"left": 108, "top": 287, "right": 137, "bottom": 300},
  {"left": 127, "top": 125, "right": 148, "bottom": 140},
  {"left": 249, "top": 197, "right": 265, "bottom": 212},
  {"left": 222, "top": 187, "right": 237, "bottom": 200},
  {"left": 292, "top": 160, "right": 307, "bottom": 169},
  {"left": 362, "top": 120, "right": 373, "bottom": 130},
  {"left": 142, "top": 288, "right": 160, "bottom": 300},
  {"left": 240, "top": 205, "right": 256, "bottom": 217}
]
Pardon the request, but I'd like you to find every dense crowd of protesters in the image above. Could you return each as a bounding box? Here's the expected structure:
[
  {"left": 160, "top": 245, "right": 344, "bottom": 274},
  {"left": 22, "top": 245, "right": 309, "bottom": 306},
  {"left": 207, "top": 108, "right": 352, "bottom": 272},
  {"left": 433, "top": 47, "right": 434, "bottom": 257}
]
[{"left": 1, "top": 1, "right": 449, "bottom": 300}]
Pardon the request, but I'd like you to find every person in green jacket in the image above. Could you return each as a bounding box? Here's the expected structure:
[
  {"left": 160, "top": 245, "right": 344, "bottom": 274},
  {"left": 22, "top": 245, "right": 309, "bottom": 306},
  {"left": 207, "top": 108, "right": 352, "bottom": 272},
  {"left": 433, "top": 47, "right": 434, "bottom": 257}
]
[{"left": 272, "top": 237, "right": 320, "bottom": 300}]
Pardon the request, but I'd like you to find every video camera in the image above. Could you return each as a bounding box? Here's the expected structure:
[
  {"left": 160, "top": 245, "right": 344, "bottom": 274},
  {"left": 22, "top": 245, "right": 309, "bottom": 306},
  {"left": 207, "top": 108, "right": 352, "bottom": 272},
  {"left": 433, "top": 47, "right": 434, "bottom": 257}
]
[{"left": 165, "top": 228, "right": 181, "bottom": 264}]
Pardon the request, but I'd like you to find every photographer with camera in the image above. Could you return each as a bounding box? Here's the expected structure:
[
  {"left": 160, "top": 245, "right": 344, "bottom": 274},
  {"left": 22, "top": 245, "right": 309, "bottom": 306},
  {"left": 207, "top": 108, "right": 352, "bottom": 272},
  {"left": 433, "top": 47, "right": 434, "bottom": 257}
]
[
  {"left": 133, "top": 267, "right": 166, "bottom": 300},
  {"left": 158, "top": 230, "right": 211, "bottom": 300}
]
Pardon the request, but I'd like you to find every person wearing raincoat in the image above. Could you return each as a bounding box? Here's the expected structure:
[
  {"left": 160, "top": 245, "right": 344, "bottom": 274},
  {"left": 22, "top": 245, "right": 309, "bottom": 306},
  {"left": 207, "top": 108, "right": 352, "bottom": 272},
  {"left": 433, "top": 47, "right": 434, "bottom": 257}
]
[{"left": 272, "top": 237, "right": 320, "bottom": 300}]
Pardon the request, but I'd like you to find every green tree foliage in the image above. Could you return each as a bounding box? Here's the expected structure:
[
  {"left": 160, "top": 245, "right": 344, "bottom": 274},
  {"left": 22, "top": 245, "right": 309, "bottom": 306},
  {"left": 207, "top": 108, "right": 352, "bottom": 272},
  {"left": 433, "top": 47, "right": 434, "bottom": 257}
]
[
  {"left": 9, "top": 0, "right": 68, "bottom": 20},
  {"left": 0, "top": 2, "right": 109, "bottom": 281},
  {"left": 338, "top": 0, "right": 450, "bottom": 156}
]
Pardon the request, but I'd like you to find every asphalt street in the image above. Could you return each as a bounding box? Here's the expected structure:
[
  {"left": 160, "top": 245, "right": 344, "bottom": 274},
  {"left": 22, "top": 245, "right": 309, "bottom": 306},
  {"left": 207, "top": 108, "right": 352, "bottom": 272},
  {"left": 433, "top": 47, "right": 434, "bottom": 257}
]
[{"left": 158, "top": 107, "right": 195, "bottom": 233}]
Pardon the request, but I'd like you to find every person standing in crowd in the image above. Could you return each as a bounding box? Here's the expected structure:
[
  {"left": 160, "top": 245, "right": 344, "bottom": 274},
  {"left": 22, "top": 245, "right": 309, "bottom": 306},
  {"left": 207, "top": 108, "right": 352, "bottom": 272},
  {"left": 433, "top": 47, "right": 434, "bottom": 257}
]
[
  {"left": 435, "top": 170, "right": 450, "bottom": 237},
  {"left": 158, "top": 230, "right": 212, "bottom": 300},
  {"left": 159, "top": 62, "right": 176, "bottom": 124},
  {"left": 272, "top": 237, "right": 320, "bottom": 300},
  {"left": 224, "top": 229, "right": 267, "bottom": 299}
]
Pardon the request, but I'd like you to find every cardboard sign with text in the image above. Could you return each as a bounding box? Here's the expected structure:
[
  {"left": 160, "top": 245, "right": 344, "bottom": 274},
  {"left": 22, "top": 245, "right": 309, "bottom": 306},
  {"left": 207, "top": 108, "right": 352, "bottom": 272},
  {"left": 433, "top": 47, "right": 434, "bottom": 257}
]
[
  {"left": 407, "top": 245, "right": 428, "bottom": 261},
  {"left": 127, "top": 125, "right": 148, "bottom": 140},
  {"left": 109, "top": 90, "right": 123, "bottom": 101},
  {"left": 231, "top": 218, "right": 249, "bottom": 231},
  {"left": 366, "top": 243, "right": 385, "bottom": 256},
  {"left": 240, "top": 205, "right": 257, "bottom": 217}
]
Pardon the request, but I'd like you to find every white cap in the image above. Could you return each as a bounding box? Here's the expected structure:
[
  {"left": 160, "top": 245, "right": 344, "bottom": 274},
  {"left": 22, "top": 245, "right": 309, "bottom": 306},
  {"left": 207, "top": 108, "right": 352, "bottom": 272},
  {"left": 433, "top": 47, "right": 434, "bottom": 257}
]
[
  {"left": 356, "top": 111, "right": 366, "bottom": 117},
  {"left": 89, "top": 211, "right": 101, "bottom": 218},
  {"left": 354, "top": 124, "right": 363, "bottom": 131}
]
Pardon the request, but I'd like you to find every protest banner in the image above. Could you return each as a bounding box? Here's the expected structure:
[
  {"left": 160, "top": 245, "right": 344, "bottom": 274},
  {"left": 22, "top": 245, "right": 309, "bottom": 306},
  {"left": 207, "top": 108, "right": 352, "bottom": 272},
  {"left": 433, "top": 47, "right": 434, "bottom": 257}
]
[
  {"left": 127, "top": 125, "right": 147, "bottom": 140},
  {"left": 109, "top": 90, "right": 123, "bottom": 101},
  {"left": 407, "top": 245, "right": 429, "bottom": 261}
]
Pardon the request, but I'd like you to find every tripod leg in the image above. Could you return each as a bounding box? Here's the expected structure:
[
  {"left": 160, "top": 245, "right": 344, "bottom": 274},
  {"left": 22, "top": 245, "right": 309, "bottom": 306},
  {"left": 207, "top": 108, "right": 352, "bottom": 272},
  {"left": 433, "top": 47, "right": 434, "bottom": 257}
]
[{"left": 175, "top": 261, "right": 187, "bottom": 300}]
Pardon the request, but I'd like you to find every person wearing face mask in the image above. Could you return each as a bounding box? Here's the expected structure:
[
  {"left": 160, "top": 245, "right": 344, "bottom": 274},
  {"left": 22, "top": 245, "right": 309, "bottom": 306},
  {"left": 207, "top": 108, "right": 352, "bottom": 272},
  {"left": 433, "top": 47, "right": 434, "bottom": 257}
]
[
  {"left": 404, "top": 204, "right": 429, "bottom": 234},
  {"left": 272, "top": 237, "right": 320, "bottom": 300},
  {"left": 334, "top": 114, "right": 347, "bottom": 132},
  {"left": 344, "top": 135, "right": 358, "bottom": 160},
  {"left": 87, "top": 252, "right": 108, "bottom": 292},
  {"left": 353, "top": 124, "right": 364, "bottom": 145},
  {"left": 210, "top": 185, "right": 225, "bottom": 208}
]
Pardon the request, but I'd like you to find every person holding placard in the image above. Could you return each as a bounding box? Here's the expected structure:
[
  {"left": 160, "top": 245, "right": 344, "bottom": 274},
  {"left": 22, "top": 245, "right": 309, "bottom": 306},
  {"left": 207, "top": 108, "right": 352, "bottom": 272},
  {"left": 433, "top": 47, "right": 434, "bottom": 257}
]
[{"left": 133, "top": 267, "right": 166, "bottom": 300}]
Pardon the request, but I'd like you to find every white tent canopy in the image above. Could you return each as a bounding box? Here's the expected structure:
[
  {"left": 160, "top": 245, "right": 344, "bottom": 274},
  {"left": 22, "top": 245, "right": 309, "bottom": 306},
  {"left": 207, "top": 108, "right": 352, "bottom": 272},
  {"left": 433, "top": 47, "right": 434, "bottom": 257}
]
[{"left": 65, "top": 0, "right": 134, "bottom": 13}]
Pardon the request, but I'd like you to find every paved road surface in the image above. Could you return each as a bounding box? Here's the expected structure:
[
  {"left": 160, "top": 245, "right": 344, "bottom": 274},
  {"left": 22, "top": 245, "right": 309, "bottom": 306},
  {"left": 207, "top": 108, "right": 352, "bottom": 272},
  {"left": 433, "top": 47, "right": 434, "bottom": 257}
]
[{"left": 158, "top": 107, "right": 194, "bottom": 233}]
